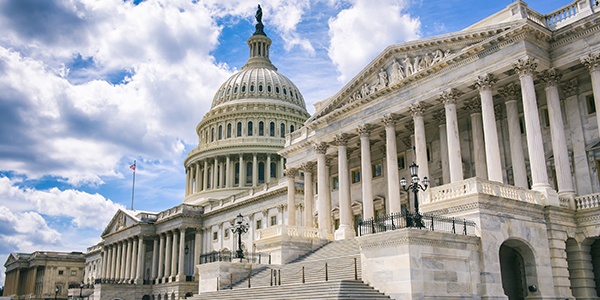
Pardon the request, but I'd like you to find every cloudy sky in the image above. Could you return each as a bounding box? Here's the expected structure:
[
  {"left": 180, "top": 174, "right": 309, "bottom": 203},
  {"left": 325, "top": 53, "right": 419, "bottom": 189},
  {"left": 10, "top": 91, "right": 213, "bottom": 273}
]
[{"left": 0, "top": 0, "right": 571, "bottom": 286}]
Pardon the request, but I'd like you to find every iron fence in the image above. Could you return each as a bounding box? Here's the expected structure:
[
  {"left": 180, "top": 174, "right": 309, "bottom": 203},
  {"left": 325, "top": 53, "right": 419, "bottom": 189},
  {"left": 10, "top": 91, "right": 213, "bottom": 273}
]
[
  {"left": 199, "top": 251, "right": 271, "bottom": 264},
  {"left": 358, "top": 212, "right": 476, "bottom": 236}
]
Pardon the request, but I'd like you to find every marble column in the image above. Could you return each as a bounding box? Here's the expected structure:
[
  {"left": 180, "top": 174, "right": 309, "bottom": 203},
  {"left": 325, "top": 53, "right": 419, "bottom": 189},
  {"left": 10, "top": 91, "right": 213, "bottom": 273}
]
[
  {"left": 358, "top": 125, "right": 374, "bottom": 220},
  {"left": 185, "top": 167, "right": 190, "bottom": 195},
  {"left": 225, "top": 156, "right": 231, "bottom": 188},
  {"left": 464, "top": 97, "right": 487, "bottom": 179},
  {"left": 164, "top": 232, "right": 172, "bottom": 281},
  {"left": 541, "top": 68, "right": 575, "bottom": 197},
  {"left": 513, "top": 57, "right": 556, "bottom": 204},
  {"left": 151, "top": 238, "right": 158, "bottom": 281},
  {"left": 136, "top": 237, "right": 144, "bottom": 283},
  {"left": 100, "top": 247, "right": 107, "bottom": 280},
  {"left": 213, "top": 158, "right": 218, "bottom": 189},
  {"left": 177, "top": 228, "right": 186, "bottom": 281},
  {"left": 195, "top": 162, "right": 201, "bottom": 193},
  {"left": 382, "top": 114, "right": 402, "bottom": 214},
  {"left": 334, "top": 133, "right": 355, "bottom": 239},
  {"left": 266, "top": 154, "right": 272, "bottom": 183},
  {"left": 194, "top": 228, "right": 202, "bottom": 278},
  {"left": 111, "top": 243, "right": 118, "bottom": 280},
  {"left": 439, "top": 88, "right": 464, "bottom": 182},
  {"left": 563, "top": 79, "right": 593, "bottom": 195},
  {"left": 157, "top": 233, "right": 165, "bottom": 281},
  {"left": 500, "top": 84, "right": 528, "bottom": 188},
  {"left": 324, "top": 157, "right": 334, "bottom": 234},
  {"left": 475, "top": 74, "right": 503, "bottom": 182},
  {"left": 433, "top": 111, "right": 450, "bottom": 184},
  {"left": 124, "top": 239, "right": 131, "bottom": 282},
  {"left": 203, "top": 160, "right": 208, "bottom": 191},
  {"left": 239, "top": 154, "right": 245, "bottom": 187},
  {"left": 130, "top": 238, "right": 138, "bottom": 282},
  {"left": 301, "top": 162, "right": 315, "bottom": 228},
  {"left": 115, "top": 242, "right": 123, "bottom": 281},
  {"left": 252, "top": 153, "right": 258, "bottom": 187},
  {"left": 409, "top": 102, "right": 430, "bottom": 181},
  {"left": 315, "top": 142, "right": 331, "bottom": 233},
  {"left": 285, "top": 168, "right": 298, "bottom": 226},
  {"left": 580, "top": 51, "right": 600, "bottom": 136},
  {"left": 171, "top": 230, "right": 179, "bottom": 278},
  {"left": 105, "top": 246, "right": 112, "bottom": 281}
]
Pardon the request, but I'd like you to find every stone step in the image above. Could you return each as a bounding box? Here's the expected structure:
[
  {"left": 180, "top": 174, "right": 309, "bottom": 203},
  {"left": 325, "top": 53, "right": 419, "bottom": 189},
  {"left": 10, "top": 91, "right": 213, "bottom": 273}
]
[{"left": 190, "top": 280, "right": 390, "bottom": 300}]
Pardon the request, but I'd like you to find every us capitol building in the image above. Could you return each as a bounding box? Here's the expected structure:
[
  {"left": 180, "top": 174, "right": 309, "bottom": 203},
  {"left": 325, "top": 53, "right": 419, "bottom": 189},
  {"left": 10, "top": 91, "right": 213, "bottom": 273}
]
[{"left": 5, "top": 1, "right": 600, "bottom": 299}]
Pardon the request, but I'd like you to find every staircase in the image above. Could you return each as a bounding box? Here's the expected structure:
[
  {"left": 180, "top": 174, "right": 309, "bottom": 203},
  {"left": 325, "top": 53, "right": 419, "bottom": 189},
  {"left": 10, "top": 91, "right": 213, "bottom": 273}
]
[{"left": 189, "top": 238, "right": 391, "bottom": 300}]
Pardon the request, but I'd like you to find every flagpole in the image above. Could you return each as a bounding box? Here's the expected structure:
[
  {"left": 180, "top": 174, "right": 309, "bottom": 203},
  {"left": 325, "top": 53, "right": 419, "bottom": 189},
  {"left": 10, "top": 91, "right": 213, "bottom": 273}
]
[{"left": 131, "top": 160, "right": 136, "bottom": 211}]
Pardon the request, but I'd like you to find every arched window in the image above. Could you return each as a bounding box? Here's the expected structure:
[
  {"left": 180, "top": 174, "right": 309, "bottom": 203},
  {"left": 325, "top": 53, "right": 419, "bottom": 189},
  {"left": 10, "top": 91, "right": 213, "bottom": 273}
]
[
  {"left": 259, "top": 85, "right": 263, "bottom": 92},
  {"left": 234, "top": 162, "right": 240, "bottom": 185},
  {"left": 250, "top": 85, "right": 255, "bottom": 92},
  {"left": 270, "top": 162, "right": 277, "bottom": 178},
  {"left": 227, "top": 123, "right": 232, "bottom": 138},
  {"left": 237, "top": 122, "right": 242, "bottom": 137},
  {"left": 258, "top": 162, "right": 265, "bottom": 183},
  {"left": 247, "top": 121, "right": 253, "bottom": 136},
  {"left": 290, "top": 125, "right": 295, "bottom": 133},
  {"left": 218, "top": 125, "right": 223, "bottom": 140},
  {"left": 234, "top": 86, "right": 238, "bottom": 93},
  {"left": 275, "top": 86, "right": 280, "bottom": 94},
  {"left": 242, "top": 85, "right": 246, "bottom": 92},
  {"left": 211, "top": 128, "right": 215, "bottom": 142},
  {"left": 283, "top": 88, "right": 287, "bottom": 95},
  {"left": 246, "top": 162, "right": 253, "bottom": 184},
  {"left": 259, "top": 121, "right": 264, "bottom": 136},
  {"left": 269, "top": 122, "right": 275, "bottom": 137},
  {"left": 267, "top": 85, "right": 272, "bottom": 93},
  {"left": 280, "top": 123, "right": 285, "bottom": 138}
]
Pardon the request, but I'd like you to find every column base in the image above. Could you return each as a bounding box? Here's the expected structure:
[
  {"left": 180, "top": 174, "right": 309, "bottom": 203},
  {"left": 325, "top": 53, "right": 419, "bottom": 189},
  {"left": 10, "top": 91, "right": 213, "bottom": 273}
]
[
  {"left": 334, "top": 224, "right": 356, "bottom": 240},
  {"left": 532, "top": 184, "right": 559, "bottom": 206},
  {"left": 176, "top": 274, "right": 186, "bottom": 282}
]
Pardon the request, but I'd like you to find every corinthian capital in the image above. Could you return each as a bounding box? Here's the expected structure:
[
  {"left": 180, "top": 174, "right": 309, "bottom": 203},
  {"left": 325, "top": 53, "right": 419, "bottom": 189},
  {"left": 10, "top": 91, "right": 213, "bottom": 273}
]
[
  {"left": 463, "top": 97, "right": 481, "bottom": 113},
  {"left": 561, "top": 78, "right": 578, "bottom": 98},
  {"left": 284, "top": 167, "right": 298, "bottom": 177},
  {"left": 300, "top": 162, "right": 315, "bottom": 173},
  {"left": 405, "top": 120, "right": 414, "bottom": 132},
  {"left": 474, "top": 73, "right": 496, "bottom": 91},
  {"left": 357, "top": 124, "right": 373, "bottom": 137},
  {"left": 334, "top": 133, "right": 351, "bottom": 146},
  {"left": 580, "top": 52, "right": 600, "bottom": 72},
  {"left": 409, "top": 101, "right": 426, "bottom": 117},
  {"left": 432, "top": 110, "right": 446, "bottom": 125},
  {"left": 313, "top": 142, "right": 329, "bottom": 155},
  {"left": 438, "top": 88, "right": 463, "bottom": 105},
  {"left": 539, "top": 68, "right": 562, "bottom": 87},
  {"left": 498, "top": 83, "right": 520, "bottom": 101},
  {"left": 513, "top": 57, "right": 537, "bottom": 77},
  {"left": 381, "top": 114, "right": 398, "bottom": 127}
]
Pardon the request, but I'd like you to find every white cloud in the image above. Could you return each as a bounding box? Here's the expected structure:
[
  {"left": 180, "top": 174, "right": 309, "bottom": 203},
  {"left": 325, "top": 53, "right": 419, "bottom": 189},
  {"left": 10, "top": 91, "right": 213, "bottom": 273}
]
[
  {"left": 0, "top": 176, "right": 124, "bottom": 230},
  {"left": 327, "top": 0, "right": 421, "bottom": 82}
]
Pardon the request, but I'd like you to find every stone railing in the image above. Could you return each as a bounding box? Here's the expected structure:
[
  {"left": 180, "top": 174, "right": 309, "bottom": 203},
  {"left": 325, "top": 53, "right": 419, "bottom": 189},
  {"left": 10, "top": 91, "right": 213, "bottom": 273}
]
[
  {"left": 256, "top": 225, "right": 328, "bottom": 240},
  {"left": 574, "top": 193, "right": 600, "bottom": 210},
  {"left": 544, "top": 1, "right": 580, "bottom": 29},
  {"left": 535, "top": 0, "right": 598, "bottom": 30},
  {"left": 424, "top": 177, "right": 544, "bottom": 205}
]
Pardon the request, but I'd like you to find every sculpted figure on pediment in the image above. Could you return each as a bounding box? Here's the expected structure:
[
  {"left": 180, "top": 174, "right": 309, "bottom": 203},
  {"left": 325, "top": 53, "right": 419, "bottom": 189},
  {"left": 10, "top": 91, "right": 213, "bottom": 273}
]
[
  {"left": 403, "top": 55, "right": 414, "bottom": 76},
  {"left": 431, "top": 49, "right": 444, "bottom": 64},
  {"left": 377, "top": 68, "right": 388, "bottom": 90},
  {"left": 390, "top": 59, "right": 404, "bottom": 84},
  {"left": 413, "top": 56, "right": 421, "bottom": 73},
  {"left": 421, "top": 53, "right": 432, "bottom": 69},
  {"left": 361, "top": 83, "right": 370, "bottom": 97}
]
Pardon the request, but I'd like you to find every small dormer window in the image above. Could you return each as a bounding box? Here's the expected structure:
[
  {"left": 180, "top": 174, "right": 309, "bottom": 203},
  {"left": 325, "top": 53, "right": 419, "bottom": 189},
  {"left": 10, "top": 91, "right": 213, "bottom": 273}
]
[
  {"left": 283, "top": 88, "right": 287, "bottom": 95},
  {"left": 227, "top": 88, "right": 230, "bottom": 95},
  {"left": 259, "top": 85, "right": 263, "bottom": 92},
  {"left": 250, "top": 85, "right": 255, "bottom": 92},
  {"left": 275, "top": 87, "right": 280, "bottom": 94},
  {"left": 234, "top": 86, "right": 238, "bottom": 93},
  {"left": 267, "top": 85, "right": 272, "bottom": 92},
  {"left": 242, "top": 85, "right": 246, "bottom": 92}
]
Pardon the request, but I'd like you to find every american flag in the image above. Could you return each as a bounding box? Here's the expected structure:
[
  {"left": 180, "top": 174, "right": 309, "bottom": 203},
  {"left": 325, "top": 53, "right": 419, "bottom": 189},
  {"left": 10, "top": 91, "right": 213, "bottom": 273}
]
[{"left": 130, "top": 163, "right": 136, "bottom": 172}]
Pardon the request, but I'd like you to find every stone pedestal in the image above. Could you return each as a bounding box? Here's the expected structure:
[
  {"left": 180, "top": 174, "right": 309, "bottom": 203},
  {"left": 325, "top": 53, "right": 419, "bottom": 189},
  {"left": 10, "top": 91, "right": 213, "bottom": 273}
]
[
  {"left": 334, "top": 224, "right": 356, "bottom": 241},
  {"left": 196, "top": 262, "right": 252, "bottom": 292},
  {"left": 254, "top": 225, "right": 329, "bottom": 264}
]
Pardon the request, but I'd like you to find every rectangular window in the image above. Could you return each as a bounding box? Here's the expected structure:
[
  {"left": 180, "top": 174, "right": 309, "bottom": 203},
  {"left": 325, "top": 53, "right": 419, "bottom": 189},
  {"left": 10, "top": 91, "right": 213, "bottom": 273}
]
[
  {"left": 58, "top": 270, "right": 64, "bottom": 275},
  {"left": 71, "top": 270, "right": 77, "bottom": 276},
  {"left": 351, "top": 169, "right": 361, "bottom": 184},
  {"left": 212, "top": 231, "right": 218, "bottom": 241},
  {"left": 398, "top": 154, "right": 406, "bottom": 169},
  {"left": 587, "top": 94, "right": 596, "bottom": 114},
  {"left": 270, "top": 215, "right": 277, "bottom": 226},
  {"left": 256, "top": 219, "right": 262, "bottom": 230},
  {"left": 372, "top": 162, "right": 383, "bottom": 177},
  {"left": 332, "top": 176, "right": 339, "bottom": 190},
  {"left": 224, "top": 228, "right": 229, "bottom": 239}
]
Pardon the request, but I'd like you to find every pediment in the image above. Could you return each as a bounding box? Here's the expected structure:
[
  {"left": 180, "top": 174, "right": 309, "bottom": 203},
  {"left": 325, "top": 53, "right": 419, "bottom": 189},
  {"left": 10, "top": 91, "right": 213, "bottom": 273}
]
[
  {"left": 4, "top": 253, "right": 20, "bottom": 267},
  {"left": 101, "top": 209, "right": 140, "bottom": 237},
  {"left": 309, "top": 22, "right": 523, "bottom": 124}
]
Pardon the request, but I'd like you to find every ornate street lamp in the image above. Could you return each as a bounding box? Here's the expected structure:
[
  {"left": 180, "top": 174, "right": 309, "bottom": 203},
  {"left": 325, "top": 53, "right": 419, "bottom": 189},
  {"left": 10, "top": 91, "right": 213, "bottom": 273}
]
[
  {"left": 400, "top": 162, "right": 429, "bottom": 227},
  {"left": 79, "top": 281, "right": 84, "bottom": 299},
  {"left": 54, "top": 286, "right": 59, "bottom": 300},
  {"left": 231, "top": 213, "right": 249, "bottom": 261}
]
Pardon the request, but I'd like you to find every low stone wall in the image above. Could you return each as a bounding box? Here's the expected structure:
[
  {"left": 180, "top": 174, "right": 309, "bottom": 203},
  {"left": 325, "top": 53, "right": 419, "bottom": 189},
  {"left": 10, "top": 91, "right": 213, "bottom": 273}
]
[{"left": 357, "top": 229, "right": 481, "bottom": 299}]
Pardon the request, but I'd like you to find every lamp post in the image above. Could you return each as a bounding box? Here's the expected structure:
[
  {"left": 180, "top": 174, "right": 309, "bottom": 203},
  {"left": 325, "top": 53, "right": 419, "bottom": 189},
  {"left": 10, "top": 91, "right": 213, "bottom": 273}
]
[
  {"left": 79, "top": 281, "right": 84, "bottom": 300},
  {"left": 231, "top": 213, "right": 249, "bottom": 261},
  {"left": 400, "top": 162, "right": 429, "bottom": 227},
  {"left": 54, "top": 286, "right": 58, "bottom": 300}
]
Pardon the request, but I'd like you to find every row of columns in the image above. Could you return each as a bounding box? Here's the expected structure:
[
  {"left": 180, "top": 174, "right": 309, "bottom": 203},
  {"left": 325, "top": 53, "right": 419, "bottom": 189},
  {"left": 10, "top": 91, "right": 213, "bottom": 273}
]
[
  {"left": 101, "top": 235, "right": 145, "bottom": 284},
  {"left": 284, "top": 56, "right": 600, "bottom": 238},
  {"left": 185, "top": 154, "right": 285, "bottom": 196}
]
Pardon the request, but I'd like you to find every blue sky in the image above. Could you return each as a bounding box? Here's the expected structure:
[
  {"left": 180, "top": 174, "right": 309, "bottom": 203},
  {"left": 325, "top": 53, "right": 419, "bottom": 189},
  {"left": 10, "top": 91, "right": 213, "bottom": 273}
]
[{"left": 0, "top": 0, "right": 573, "bottom": 286}]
